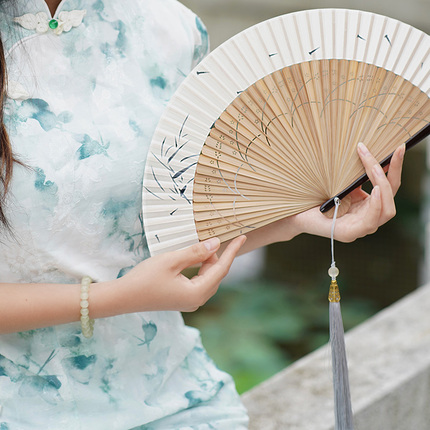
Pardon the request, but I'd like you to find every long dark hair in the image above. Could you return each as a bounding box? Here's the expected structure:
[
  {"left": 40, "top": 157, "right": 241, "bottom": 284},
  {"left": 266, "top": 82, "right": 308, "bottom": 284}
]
[{"left": 0, "top": 23, "right": 18, "bottom": 229}]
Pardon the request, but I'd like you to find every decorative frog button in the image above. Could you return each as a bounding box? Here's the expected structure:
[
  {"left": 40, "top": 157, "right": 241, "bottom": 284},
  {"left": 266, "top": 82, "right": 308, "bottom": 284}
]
[{"left": 14, "top": 10, "right": 86, "bottom": 35}]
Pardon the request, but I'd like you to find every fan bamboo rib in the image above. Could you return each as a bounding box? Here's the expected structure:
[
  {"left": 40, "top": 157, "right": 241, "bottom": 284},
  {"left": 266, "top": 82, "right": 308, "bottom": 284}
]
[
  {"left": 142, "top": 9, "right": 430, "bottom": 256},
  {"left": 193, "top": 59, "right": 430, "bottom": 242}
]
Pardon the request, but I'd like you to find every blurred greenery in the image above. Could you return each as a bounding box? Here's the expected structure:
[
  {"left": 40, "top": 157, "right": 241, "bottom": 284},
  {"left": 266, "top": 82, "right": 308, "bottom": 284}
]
[
  {"left": 184, "top": 278, "right": 380, "bottom": 393},
  {"left": 184, "top": 145, "right": 426, "bottom": 394}
]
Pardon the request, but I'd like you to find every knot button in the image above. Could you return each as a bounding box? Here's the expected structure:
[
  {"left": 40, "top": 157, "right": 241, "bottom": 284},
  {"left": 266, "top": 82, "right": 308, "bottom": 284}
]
[{"left": 49, "top": 19, "right": 59, "bottom": 29}]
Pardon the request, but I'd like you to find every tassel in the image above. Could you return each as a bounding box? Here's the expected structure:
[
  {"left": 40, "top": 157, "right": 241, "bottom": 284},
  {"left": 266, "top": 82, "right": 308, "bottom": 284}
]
[
  {"left": 329, "top": 279, "right": 353, "bottom": 429},
  {"left": 328, "top": 198, "right": 354, "bottom": 430}
]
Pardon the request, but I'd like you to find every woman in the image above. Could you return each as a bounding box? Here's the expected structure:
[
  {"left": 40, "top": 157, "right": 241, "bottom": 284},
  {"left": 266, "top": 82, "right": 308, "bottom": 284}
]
[{"left": 0, "top": 0, "right": 404, "bottom": 428}]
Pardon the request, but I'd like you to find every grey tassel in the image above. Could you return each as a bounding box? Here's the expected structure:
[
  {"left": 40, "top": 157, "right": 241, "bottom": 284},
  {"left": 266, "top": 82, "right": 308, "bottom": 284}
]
[
  {"left": 328, "top": 197, "right": 353, "bottom": 429},
  {"left": 329, "top": 281, "right": 354, "bottom": 430}
]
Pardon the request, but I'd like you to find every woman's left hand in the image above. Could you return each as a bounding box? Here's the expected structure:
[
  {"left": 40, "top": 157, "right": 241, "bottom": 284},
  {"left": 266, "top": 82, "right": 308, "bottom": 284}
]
[
  {"left": 292, "top": 143, "right": 405, "bottom": 242},
  {"left": 220, "top": 143, "right": 405, "bottom": 255}
]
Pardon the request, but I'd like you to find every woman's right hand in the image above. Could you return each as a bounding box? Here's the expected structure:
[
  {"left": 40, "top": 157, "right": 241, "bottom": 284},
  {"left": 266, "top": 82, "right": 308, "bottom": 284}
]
[
  {"left": 114, "top": 235, "right": 247, "bottom": 313},
  {"left": 0, "top": 235, "right": 246, "bottom": 334}
]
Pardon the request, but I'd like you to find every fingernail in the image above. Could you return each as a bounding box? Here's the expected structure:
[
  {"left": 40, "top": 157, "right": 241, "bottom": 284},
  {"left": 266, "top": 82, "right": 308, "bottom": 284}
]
[
  {"left": 400, "top": 144, "right": 406, "bottom": 159},
  {"left": 372, "top": 185, "right": 381, "bottom": 199},
  {"left": 357, "top": 142, "right": 369, "bottom": 156},
  {"left": 372, "top": 163, "right": 384, "bottom": 177},
  {"left": 203, "top": 237, "right": 220, "bottom": 251}
]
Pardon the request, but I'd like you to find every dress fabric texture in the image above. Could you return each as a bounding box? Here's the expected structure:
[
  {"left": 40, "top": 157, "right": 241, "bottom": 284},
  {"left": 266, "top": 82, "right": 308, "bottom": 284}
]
[{"left": 0, "top": 0, "right": 249, "bottom": 428}]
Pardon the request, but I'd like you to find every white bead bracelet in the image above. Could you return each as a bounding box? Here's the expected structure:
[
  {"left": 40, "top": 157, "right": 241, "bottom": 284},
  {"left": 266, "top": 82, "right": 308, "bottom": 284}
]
[{"left": 80, "top": 276, "right": 95, "bottom": 338}]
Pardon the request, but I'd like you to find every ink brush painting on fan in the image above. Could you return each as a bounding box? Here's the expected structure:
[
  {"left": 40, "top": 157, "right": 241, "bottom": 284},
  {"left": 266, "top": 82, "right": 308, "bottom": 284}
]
[{"left": 142, "top": 8, "right": 430, "bottom": 255}]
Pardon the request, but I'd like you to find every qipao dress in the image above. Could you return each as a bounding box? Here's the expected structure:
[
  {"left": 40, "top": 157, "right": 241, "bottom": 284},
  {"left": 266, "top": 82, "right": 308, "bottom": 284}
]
[{"left": 0, "top": 0, "right": 248, "bottom": 428}]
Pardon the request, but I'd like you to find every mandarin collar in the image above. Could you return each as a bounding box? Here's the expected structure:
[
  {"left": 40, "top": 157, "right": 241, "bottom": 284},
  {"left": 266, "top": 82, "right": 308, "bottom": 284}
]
[{"left": 10, "top": 0, "right": 86, "bottom": 19}]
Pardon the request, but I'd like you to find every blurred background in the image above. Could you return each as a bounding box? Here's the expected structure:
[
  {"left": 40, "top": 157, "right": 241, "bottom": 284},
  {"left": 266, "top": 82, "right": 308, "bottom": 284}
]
[{"left": 180, "top": 0, "right": 430, "bottom": 394}]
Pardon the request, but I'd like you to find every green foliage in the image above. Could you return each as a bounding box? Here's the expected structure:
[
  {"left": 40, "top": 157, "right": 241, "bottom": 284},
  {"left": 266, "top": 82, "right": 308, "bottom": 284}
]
[{"left": 184, "top": 278, "right": 379, "bottom": 394}]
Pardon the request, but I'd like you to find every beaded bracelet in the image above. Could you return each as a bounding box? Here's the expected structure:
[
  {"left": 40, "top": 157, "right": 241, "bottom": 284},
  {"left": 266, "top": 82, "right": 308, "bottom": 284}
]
[{"left": 80, "top": 276, "right": 95, "bottom": 338}]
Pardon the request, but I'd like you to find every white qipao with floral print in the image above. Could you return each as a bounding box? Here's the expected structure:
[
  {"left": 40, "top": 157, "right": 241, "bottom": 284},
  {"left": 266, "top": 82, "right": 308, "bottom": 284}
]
[{"left": 0, "top": 1, "right": 248, "bottom": 429}]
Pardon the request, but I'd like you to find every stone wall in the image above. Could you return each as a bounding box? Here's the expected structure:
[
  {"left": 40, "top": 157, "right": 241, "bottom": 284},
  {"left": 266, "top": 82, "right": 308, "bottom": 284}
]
[
  {"left": 181, "top": 0, "right": 430, "bottom": 48},
  {"left": 241, "top": 283, "right": 430, "bottom": 429}
]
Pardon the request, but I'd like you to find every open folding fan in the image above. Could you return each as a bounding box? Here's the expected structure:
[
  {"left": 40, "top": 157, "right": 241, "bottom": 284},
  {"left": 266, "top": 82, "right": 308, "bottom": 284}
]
[
  {"left": 142, "top": 8, "right": 430, "bottom": 429},
  {"left": 143, "top": 8, "right": 430, "bottom": 255}
]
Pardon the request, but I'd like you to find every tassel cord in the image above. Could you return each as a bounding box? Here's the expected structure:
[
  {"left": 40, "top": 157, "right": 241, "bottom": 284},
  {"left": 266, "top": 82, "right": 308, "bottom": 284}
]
[
  {"left": 330, "top": 198, "right": 340, "bottom": 274},
  {"left": 329, "top": 197, "right": 354, "bottom": 430}
]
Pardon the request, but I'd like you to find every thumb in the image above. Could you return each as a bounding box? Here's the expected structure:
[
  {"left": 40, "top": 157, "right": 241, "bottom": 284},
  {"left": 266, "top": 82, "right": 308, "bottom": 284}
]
[{"left": 172, "top": 237, "right": 221, "bottom": 271}]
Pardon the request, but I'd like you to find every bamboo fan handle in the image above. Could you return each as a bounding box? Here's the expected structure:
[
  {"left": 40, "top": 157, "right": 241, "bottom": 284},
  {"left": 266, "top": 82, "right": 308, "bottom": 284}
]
[{"left": 320, "top": 122, "right": 430, "bottom": 213}]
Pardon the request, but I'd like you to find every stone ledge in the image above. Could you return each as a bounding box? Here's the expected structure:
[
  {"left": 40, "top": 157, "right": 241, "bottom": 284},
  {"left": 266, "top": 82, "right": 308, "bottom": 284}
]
[
  {"left": 241, "top": 284, "right": 430, "bottom": 430},
  {"left": 181, "top": 0, "right": 430, "bottom": 48}
]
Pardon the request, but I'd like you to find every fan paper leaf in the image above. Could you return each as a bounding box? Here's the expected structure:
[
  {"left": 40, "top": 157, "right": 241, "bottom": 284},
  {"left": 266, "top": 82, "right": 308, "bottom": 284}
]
[{"left": 143, "top": 9, "right": 430, "bottom": 255}]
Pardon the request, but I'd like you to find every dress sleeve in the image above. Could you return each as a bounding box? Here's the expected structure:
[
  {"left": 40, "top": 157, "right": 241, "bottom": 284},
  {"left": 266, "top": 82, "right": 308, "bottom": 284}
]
[{"left": 177, "top": 4, "right": 210, "bottom": 69}]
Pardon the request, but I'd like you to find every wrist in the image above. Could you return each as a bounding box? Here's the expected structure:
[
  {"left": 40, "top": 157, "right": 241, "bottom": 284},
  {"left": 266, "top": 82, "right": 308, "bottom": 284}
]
[
  {"left": 90, "top": 278, "right": 130, "bottom": 319},
  {"left": 278, "top": 214, "right": 303, "bottom": 241}
]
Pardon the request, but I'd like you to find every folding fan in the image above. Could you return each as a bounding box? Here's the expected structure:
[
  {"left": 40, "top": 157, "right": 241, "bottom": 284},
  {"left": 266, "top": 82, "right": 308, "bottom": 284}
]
[
  {"left": 142, "top": 8, "right": 430, "bottom": 256},
  {"left": 142, "top": 8, "right": 430, "bottom": 429}
]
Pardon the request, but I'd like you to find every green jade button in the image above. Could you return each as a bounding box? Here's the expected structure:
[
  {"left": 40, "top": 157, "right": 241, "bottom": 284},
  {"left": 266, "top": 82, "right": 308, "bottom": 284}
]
[{"left": 49, "top": 19, "right": 59, "bottom": 29}]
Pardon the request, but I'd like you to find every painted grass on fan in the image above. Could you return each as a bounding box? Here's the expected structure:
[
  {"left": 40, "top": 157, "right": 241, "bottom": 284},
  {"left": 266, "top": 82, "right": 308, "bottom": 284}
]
[
  {"left": 196, "top": 213, "right": 295, "bottom": 239},
  {"left": 212, "top": 60, "right": 400, "bottom": 202},
  {"left": 335, "top": 70, "right": 430, "bottom": 189},
  {"left": 198, "top": 143, "right": 327, "bottom": 197},
  {"left": 254, "top": 75, "right": 327, "bottom": 179},
  {"left": 218, "top": 105, "right": 316, "bottom": 182},
  {"left": 209, "top": 87, "right": 337, "bottom": 196},
  {"left": 194, "top": 201, "right": 319, "bottom": 228},
  {"left": 215, "top": 104, "right": 318, "bottom": 180},
  {"left": 193, "top": 189, "right": 323, "bottom": 225},
  {"left": 201, "top": 132, "right": 325, "bottom": 197},
  {"left": 287, "top": 61, "right": 332, "bottom": 183},
  {"left": 196, "top": 207, "right": 297, "bottom": 235},
  {"left": 194, "top": 203, "right": 298, "bottom": 222},
  {"left": 192, "top": 60, "right": 430, "bottom": 243},
  {"left": 364, "top": 87, "right": 430, "bottom": 155},
  {"left": 236, "top": 74, "right": 331, "bottom": 187},
  {"left": 193, "top": 176, "right": 304, "bottom": 196},
  {"left": 193, "top": 172, "right": 312, "bottom": 198},
  {"left": 225, "top": 98, "right": 328, "bottom": 190},
  {"left": 298, "top": 61, "right": 369, "bottom": 191},
  {"left": 194, "top": 164, "right": 302, "bottom": 193},
  {"left": 192, "top": 191, "right": 313, "bottom": 203},
  {"left": 351, "top": 77, "right": 425, "bottom": 152},
  {"left": 330, "top": 63, "right": 396, "bottom": 189},
  {"left": 195, "top": 154, "right": 323, "bottom": 207},
  {"left": 192, "top": 199, "right": 303, "bottom": 212},
  {"left": 194, "top": 158, "right": 309, "bottom": 196},
  {"left": 221, "top": 62, "right": 408, "bottom": 196},
  {"left": 193, "top": 175, "right": 298, "bottom": 196},
  {"left": 279, "top": 60, "right": 357, "bottom": 191},
  {"left": 287, "top": 62, "right": 430, "bottom": 194},
  {"left": 252, "top": 62, "right": 428, "bottom": 195},
  {"left": 196, "top": 210, "right": 305, "bottom": 243},
  {"left": 211, "top": 118, "right": 325, "bottom": 197}
]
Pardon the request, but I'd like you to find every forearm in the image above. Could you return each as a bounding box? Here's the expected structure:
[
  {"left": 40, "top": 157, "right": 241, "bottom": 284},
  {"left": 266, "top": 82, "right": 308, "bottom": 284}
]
[
  {"left": 0, "top": 236, "right": 247, "bottom": 334},
  {"left": 0, "top": 279, "right": 121, "bottom": 334},
  {"left": 219, "top": 215, "right": 302, "bottom": 255}
]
